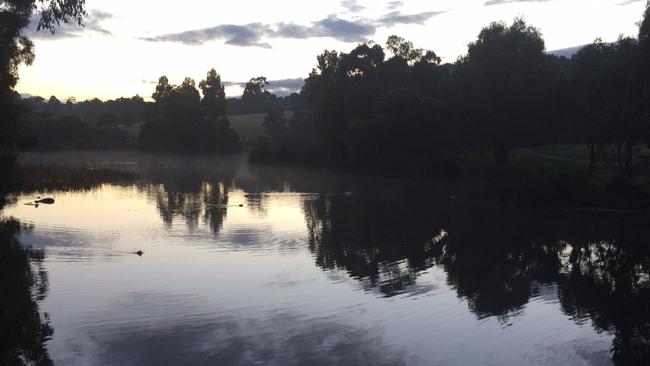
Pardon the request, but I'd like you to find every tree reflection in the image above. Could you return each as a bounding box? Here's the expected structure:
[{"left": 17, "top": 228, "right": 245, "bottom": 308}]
[
  {"left": 17, "top": 152, "right": 241, "bottom": 236},
  {"left": 305, "top": 191, "right": 650, "bottom": 364},
  {"left": 303, "top": 186, "right": 448, "bottom": 296},
  {"left": 435, "top": 208, "right": 650, "bottom": 365},
  {"left": 126, "top": 154, "right": 239, "bottom": 235},
  {"left": 0, "top": 218, "right": 53, "bottom": 365},
  {"left": 147, "top": 181, "right": 231, "bottom": 235},
  {"left": 440, "top": 203, "right": 563, "bottom": 320},
  {"left": 556, "top": 214, "right": 650, "bottom": 365}
]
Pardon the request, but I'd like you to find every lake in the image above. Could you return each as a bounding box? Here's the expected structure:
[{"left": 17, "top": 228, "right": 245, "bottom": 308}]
[{"left": 1, "top": 151, "right": 649, "bottom": 366}]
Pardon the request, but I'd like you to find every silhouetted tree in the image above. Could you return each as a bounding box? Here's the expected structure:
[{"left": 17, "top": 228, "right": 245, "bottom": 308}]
[
  {"left": 231, "top": 76, "right": 279, "bottom": 114},
  {"left": 456, "top": 18, "right": 550, "bottom": 164},
  {"left": 572, "top": 39, "right": 612, "bottom": 173},
  {"left": 139, "top": 72, "right": 241, "bottom": 153},
  {"left": 636, "top": 3, "right": 650, "bottom": 149},
  {"left": 386, "top": 35, "right": 428, "bottom": 64},
  {"left": 262, "top": 105, "right": 287, "bottom": 142},
  {"left": 199, "top": 68, "right": 227, "bottom": 120},
  {"left": 1, "top": 0, "right": 86, "bottom": 182}
]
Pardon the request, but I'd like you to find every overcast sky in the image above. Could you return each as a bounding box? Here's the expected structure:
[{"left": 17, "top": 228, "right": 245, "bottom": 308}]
[{"left": 16, "top": 0, "right": 648, "bottom": 100}]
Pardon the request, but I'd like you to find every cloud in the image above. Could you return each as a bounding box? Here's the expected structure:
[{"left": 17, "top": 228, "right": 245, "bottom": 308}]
[
  {"left": 378, "top": 10, "right": 446, "bottom": 26},
  {"left": 25, "top": 9, "right": 114, "bottom": 39},
  {"left": 386, "top": 1, "right": 404, "bottom": 10},
  {"left": 224, "top": 78, "right": 304, "bottom": 96},
  {"left": 484, "top": 0, "right": 553, "bottom": 5},
  {"left": 312, "top": 15, "right": 376, "bottom": 42},
  {"left": 140, "top": 23, "right": 272, "bottom": 48},
  {"left": 85, "top": 10, "right": 114, "bottom": 34},
  {"left": 142, "top": 15, "right": 376, "bottom": 47},
  {"left": 140, "top": 6, "right": 446, "bottom": 48},
  {"left": 272, "top": 15, "right": 376, "bottom": 43},
  {"left": 617, "top": 0, "right": 644, "bottom": 5},
  {"left": 74, "top": 293, "right": 407, "bottom": 366},
  {"left": 266, "top": 78, "right": 305, "bottom": 95},
  {"left": 341, "top": 0, "right": 365, "bottom": 13}
]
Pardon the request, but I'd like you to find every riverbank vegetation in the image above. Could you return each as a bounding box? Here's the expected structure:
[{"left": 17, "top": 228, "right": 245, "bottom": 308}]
[
  {"left": 252, "top": 10, "right": 650, "bottom": 176},
  {"left": 244, "top": 5, "right": 650, "bottom": 207},
  {"left": 2, "top": 3, "right": 650, "bottom": 208}
]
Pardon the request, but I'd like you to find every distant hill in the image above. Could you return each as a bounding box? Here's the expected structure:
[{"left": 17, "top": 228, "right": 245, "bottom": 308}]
[{"left": 547, "top": 45, "right": 585, "bottom": 58}]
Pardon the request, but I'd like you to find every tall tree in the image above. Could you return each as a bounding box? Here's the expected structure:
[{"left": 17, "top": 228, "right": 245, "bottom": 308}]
[
  {"left": 385, "top": 35, "right": 424, "bottom": 64},
  {"left": 572, "top": 39, "right": 613, "bottom": 173},
  {"left": 139, "top": 74, "right": 241, "bottom": 153},
  {"left": 152, "top": 76, "right": 173, "bottom": 103},
  {"left": 637, "top": 2, "right": 650, "bottom": 147},
  {"left": 242, "top": 76, "right": 270, "bottom": 100},
  {"left": 607, "top": 37, "right": 640, "bottom": 173},
  {"left": 457, "top": 18, "right": 549, "bottom": 164},
  {"left": 1, "top": 0, "right": 86, "bottom": 152},
  {"left": 199, "top": 68, "right": 226, "bottom": 120},
  {"left": 303, "top": 50, "right": 345, "bottom": 160}
]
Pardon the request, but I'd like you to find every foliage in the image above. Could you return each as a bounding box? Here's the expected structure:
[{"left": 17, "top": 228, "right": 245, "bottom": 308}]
[
  {"left": 251, "top": 8, "right": 650, "bottom": 180},
  {"left": 227, "top": 76, "right": 282, "bottom": 115},
  {"left": 1, "top": 0, "right": 86, "bottom": 152},
  {"left": 456, "top": 18, "right": 550, "bottom": 164},
  {"left": 138, "top": 71, "right": 241, "bottom": 153}
]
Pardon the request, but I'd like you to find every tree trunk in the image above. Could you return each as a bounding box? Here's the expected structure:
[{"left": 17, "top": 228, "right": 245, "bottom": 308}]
[
  {"left": 494, "top": 146, "right": 510, "bottom": 165},
  {"left": 623, "top": 142, "right": 636, "bottom": 176},
  {"left": 616, "top": 140, "right": 623, "bottom": 172},
  {"left": 588, "top": 141, "right": 596, "bottom": 175}
]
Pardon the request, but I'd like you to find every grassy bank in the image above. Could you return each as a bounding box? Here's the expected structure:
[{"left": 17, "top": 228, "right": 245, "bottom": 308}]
[
  {"left": 458, "top": 144, "right": 650, "bottom": 209},
  {"left": 229, "top": 111, "right": 294, "bottom": 145}
]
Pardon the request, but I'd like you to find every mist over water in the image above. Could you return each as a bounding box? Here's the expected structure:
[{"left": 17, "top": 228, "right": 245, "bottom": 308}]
[{"left": 2, "top": 152, "right": 649, "bottom": 365}]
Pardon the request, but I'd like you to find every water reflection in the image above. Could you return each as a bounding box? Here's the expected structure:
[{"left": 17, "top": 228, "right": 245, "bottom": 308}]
[
  {"left": 303, "top": 189, "right": 447, "bottom": 297},
  {"left": 2, "top": 151, "right": 650, "bottom": 365},
  {"left": 82, "top": 296, "right": 405, "bottom": 366},
  {"left": 0, "top": 217, "right": 53, "bottom": 365},
  {"left": 307, "top": 191, "right": 650, "bottom": 364}
]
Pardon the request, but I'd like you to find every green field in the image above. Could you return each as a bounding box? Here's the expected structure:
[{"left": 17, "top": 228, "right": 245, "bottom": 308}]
[
  {"left": 114, "top": 111, "right": 290, "bottom": 145},
  {"left": 228, "top": 111, "right": 294, "bottom": 142},
  {"left": 521, "top": 144, "right": 592, "bottom": 161},
  {"left": 228, "top": 113, "right": 266, "bottom": 141},
  {"left": 517, "top": 144, "right": 650, "bottom": 164}
]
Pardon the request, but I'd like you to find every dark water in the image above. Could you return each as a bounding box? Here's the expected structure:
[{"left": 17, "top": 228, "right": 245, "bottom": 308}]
[{"left": 1, "top": 151, "right": 649, "bottom": 366}]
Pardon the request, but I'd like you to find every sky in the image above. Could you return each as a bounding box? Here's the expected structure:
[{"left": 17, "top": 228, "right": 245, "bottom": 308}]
[{"left": 16, "top": 0, "right": 649, "bottom": 101}]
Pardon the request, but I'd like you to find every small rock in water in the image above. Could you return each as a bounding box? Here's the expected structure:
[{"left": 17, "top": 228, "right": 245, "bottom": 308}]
[{"left": 135, "top": 250, "right": 144, "bottom": 257}]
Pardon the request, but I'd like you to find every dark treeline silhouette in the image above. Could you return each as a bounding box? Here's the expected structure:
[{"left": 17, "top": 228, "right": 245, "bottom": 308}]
[
  {"left": 226, "top": 76, "right": 284, "bottom": 115},
  {"left": 137, "top": 70, "right": 241, "bottom": 153},
  {"left": 252, "top": 7, "right": 650, "bottom": 178},
  {"left": 0, "top": 0, "right": 83, "bottom": 197},
  {"left": 11, "top": 82, "right": 295, "bottom": 151},
  {"left": 13, "top": 85, "right": 291, "bottom": 151},
  {"left": 14, "top": 95, "right": 145, "bottom": 150}
]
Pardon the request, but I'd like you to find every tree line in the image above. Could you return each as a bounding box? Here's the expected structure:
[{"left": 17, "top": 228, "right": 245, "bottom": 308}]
[
  {"left": 254, "top": 5, "right": 650, "bottom": 177},
  {"left": 2, "top": 2, "right": 650, "bottom": 177},
  {"left": 11, "top": 75, "right": 292, "bottom": 151}
]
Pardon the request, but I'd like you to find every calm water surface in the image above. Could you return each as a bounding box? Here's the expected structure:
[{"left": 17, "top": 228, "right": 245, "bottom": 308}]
[{"left": 2, "top": 152, "right": 649, "bottom": 366}]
